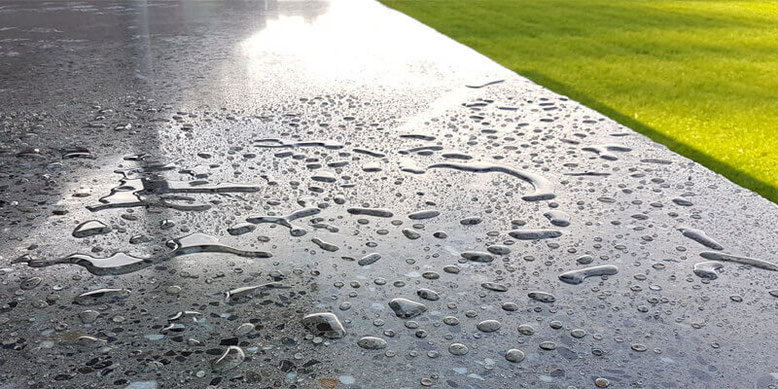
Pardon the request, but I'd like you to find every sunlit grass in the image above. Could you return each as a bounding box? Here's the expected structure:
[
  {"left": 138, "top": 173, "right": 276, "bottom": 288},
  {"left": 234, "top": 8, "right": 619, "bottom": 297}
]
[{"left": 382, "top": 0, "right": 778, "bottom": 203}]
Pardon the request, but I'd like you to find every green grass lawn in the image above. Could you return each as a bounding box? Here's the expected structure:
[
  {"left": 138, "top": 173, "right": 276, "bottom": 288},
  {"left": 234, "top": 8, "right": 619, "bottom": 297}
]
[{"left": 382, "top": 0, "right": 778, "bottom": 203}]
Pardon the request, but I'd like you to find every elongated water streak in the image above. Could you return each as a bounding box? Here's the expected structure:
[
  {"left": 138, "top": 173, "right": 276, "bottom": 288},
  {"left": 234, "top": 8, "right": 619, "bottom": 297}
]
[{"left": 426, "top": 162, "right": 555, "bottom": 201}]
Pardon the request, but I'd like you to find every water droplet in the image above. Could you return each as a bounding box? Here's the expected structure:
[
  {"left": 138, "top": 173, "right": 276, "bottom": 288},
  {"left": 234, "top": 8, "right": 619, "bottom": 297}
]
[
  {"left": 505, "top": 349, "right": 525, "bottom": 363},
  {"left": 476, "top": 320, "right": 501, "bottom": 333},
  {"left": 72, "top": 220, "right": 111, "bottom": 238},
  {"left": 388, "top": 298, "right": 427, "bottom": 319},
  {"left": 301, "top": 313, "right": 346, "bottom": 339},
  {"left": 558, "top": 265, "right": 619, "bottom": 284},
  {"left": 211, "top": 346, "right": 245, "bottom": 371},
  {"left": 74, "top": 288, "right": 131, "bottom": 305},
  {"left": 527, "top": 291, "right": 556, "bottom": 303},
  {"left": 357, "top": 336, "right": 387, "bottom": 350},
  {"left": 693, "top": 261, "right": 724, "bottom": 279},
  {"left": 448, "top": 343, "right": 469, "bottom": 356}
]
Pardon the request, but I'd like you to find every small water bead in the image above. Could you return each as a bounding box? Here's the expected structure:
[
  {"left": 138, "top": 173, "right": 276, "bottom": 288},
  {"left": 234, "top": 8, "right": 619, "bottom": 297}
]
[
  {"left": 74, "top": 288, "right": 131, "bottom": 305},
  {"left": 234, "top": 323, "right": 254, "bottom": 336},
  {"left": 72, "top": 220, "right": 111, "bottom": 238},
  {"left": 433, "top": 231, "right": 448, "bottom": 239},
  {"left": 527, "top": 291, "right": 556, "bottom": 303},
  {"left": 539, "top": 341, "right": 557, "bottom": 350},
  {"left": 417, "top": 288, "right": 440, "bottom": 301},
  {"left": 549, "top": 320, "right": 563, "bottom": 329},
  {"left": 631, "top": 343, "right": 647, "bottom": 352},
  {"left": 408, "top": 210, "right": 440, "bottom": 220},
  {"left": 31, "top": 299, "right": 48, "bottom": 308},
  {"left": 595, "top": 377, "right": 610, "bottom": 388},
  {"left": 461, "top": 251, "right": 494, "bottom": 263},
  {"left": 227, "top": 223, "right": 256, "bottom": 236},
  {"left": 693, "top": 261, "right": 724, "bottom": 280},
  {"left": 77, "top": 335, "right": 107, "bottom": 348},
  {"left": 358, "top": 253, "right": 381, "bottom": 266},
  {"left": 501, "top": 302, "right": 519, "bottom": 311},
  {"left": 402, "top": 228, "right": 421, "bottom": 240},
  {"left": 730, "top": 295, "right": 743, "bottom": 302},
  {"left": 422, "top": 271, "right": 440, "bottom": 280},
  {"left": 576, "top": 255, "right": 594, "bottom": 265},
  {"left": 482, "top": 282, "right": 508, "bottom": 292},
  {"left": 165, "top": 285, "right": 182, "bottom": 295},
  {"left": 20, "top": 277, "right": 42, "bottom": 290},
  {"left": 211, "top": 346, "right": 245, "bottom": 371},
  {"left": 159, "top": 219, "right": 176, "bottom": 230},
  {"left": 443, "top": 265, "right": 460, "bottom": 274},
  {"left": 543, "top": 210, "right": 570, "bottom": 227},
  {"left": 571, "top": 329, "right": 587, "bottom": 338},
  {"left": 389, "top": 298, "right": 427, "bottom": 318},
  {"left": 509, "top": 229, "right": 562, "bottom": 240},
  {"left": 79, "top": 310, "right": 100, "bottom": 324},
  {"left": 448, "top": 343, "right": 469, "bottom": 356},
  {"left": 460, "top": 217, "right": 482, "bottom": 225},
  {"left": 487, "top": 245, "right": 511, "bottom": 255},
  {"left": 476, "top": 320, "right": 501, "bottom": 333},
  {"left": 517, "top": 325, "right": 535, "bottom": 335},
  {"left": 357, "top": 336, "right": 387, "bottom": 350},
  {"left": 301, "top": 313, "right": 346, "bottom": 339},
  {"left": 443, "top": 316, "right": 460, "bottom": 326},
  {"left": 505, "top": 349, "right": 525, "bottom": 363},
  {"left": 130, "top": 234, "right": 152, "bottom": 244}
]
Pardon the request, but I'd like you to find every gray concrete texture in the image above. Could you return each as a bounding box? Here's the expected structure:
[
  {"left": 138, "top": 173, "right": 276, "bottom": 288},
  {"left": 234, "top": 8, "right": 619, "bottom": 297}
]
[{"left": 1, "top": 0, "right": 777, "bottom": 388}]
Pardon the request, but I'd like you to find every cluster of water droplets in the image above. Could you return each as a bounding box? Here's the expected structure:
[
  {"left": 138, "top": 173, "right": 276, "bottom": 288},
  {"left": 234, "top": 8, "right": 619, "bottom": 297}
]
[{"left": 3, "top": 81, "right": 778, "bottom": 388}]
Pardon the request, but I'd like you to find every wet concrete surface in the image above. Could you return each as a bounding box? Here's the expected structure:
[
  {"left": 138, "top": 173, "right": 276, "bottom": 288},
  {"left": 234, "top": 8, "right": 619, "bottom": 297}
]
[{"left": 2, "top": 1, "right": 778, "bottom": 388}]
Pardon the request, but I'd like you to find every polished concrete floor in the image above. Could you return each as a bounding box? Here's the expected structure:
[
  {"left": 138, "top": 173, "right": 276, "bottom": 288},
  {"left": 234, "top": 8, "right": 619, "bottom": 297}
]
[{"left": 1, "top": 1, "right": 778, "bottom": 388}]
